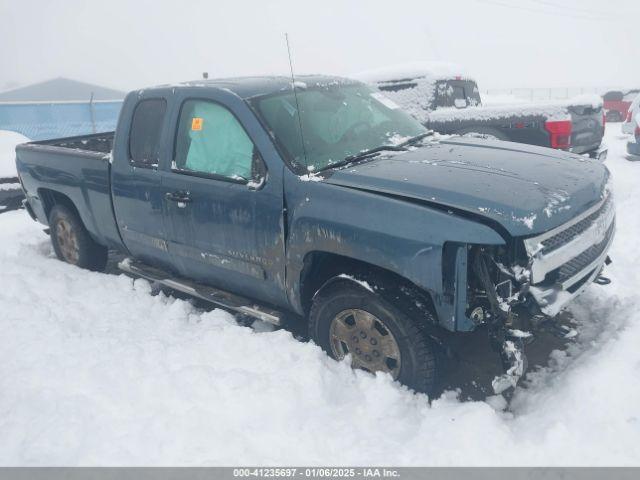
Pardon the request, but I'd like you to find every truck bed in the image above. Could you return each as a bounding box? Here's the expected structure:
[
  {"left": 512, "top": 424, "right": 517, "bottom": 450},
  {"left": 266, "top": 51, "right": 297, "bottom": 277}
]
[
  {"left": 426, "top": 100, "right": 604, "bottom": 155},
  {"left": 15, "top": 131, "right": 123, "bottom": 250},
  {"left": 34, "top": 131, "right": 115, "bottom": 154},
  {"left": 361, "top": 68, "right": 604, "bottom": 156}
]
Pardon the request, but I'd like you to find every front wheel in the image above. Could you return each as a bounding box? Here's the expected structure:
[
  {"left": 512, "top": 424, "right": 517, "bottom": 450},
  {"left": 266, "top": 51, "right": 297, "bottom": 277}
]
[
  {"left": 309, "top": 278, "right": 437, "bottom": 394},
  {"left": 49, "top": 204, "right": 108, "bottom": 271}
]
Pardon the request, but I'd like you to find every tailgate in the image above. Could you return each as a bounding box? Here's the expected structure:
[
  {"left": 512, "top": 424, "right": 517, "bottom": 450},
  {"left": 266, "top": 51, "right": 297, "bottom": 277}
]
[{"left": 568, "top": 103, "right": 604, "bottom": 154}]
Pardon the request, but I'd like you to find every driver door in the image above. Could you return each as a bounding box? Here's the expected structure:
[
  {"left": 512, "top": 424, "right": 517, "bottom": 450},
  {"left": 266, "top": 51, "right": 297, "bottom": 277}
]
[{"left": 160, "top": 98, "right": 286, "bottom": 306}]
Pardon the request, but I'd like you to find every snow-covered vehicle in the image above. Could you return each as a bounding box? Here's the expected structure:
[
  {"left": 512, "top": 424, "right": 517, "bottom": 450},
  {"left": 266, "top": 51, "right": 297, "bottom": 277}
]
[
  {"left": 627, "top": 121, "right": 640, "bottom": 158},
  {"left": 622, "top": 93, "right": 640, "bottom": 135},
  {"left": 15, "top": 76, "right": 615, "bottom": 394},
  {"left": 357, "top": 62, "right": 606, "bottom": 159},
  {"left": 603, "top": 89, "right": 638, "bottom": 123}
]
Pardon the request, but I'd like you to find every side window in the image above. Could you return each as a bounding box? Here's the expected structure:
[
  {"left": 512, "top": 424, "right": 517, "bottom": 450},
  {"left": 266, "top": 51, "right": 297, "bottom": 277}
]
[
  {"left": 174, "top": 100, "right": 255, "bottom": 181},
  {"left": 129, "top": 98, "right": 167, "bottom": 167}
]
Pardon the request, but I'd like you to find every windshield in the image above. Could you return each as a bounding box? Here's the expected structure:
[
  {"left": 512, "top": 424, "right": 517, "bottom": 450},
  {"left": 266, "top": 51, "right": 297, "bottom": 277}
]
[{"left": 253, "top": 83, "right": 427, "bottom": 171}]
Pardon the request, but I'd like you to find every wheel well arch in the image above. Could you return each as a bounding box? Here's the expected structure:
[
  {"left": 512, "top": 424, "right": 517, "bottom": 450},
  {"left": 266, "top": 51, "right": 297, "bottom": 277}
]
[
  {"left": 38, "top": 188, "right": 81, "bottom": 224},
  {"left": 299, "top": 251, "right": 440, "bottom": 328}
]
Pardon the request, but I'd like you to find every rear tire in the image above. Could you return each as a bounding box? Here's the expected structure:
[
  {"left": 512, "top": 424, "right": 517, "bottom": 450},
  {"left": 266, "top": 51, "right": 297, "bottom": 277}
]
[
  {"left": 309, "top": 278, "right": 437, "bottom": 394},
  {"left": 49, "top": 204, "right": 108, "bottom": 271}
]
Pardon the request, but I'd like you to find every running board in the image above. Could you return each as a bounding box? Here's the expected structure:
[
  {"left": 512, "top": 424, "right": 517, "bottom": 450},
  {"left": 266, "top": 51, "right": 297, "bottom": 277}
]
[{"left": 118, "top": 258, "right": 282, "bottom": 325}]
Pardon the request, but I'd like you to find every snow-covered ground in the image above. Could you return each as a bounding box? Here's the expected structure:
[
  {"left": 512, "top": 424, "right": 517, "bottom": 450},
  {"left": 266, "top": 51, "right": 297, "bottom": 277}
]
[{"left": 0, "top": 125, "right": 639, "bottom": 466}]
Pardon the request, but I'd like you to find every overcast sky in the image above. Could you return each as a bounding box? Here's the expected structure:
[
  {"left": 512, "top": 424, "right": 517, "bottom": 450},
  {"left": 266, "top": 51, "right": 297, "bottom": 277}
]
[{"left": 0, "top": 0, "right": 637, "bottom": 93}]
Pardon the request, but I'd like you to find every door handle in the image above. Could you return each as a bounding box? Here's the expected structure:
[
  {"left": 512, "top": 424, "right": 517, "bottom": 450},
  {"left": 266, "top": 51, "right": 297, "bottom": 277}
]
[{"left": 165, "top": 191, "right": 192, "bottom": 205}]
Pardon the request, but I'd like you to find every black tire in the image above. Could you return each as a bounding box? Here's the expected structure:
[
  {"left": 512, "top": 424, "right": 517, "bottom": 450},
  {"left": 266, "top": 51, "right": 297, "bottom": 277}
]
[
  {"left": 309, "top": 278, "right": 437, "bottom": 394},
  {"left": 48, "top": 204, "right": 108, "bottom": 271}
]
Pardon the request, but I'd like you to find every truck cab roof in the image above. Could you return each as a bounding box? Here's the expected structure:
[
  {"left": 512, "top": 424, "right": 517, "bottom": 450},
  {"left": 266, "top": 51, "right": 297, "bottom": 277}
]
[{"left": 150, "top": 75, "right": 360, "bottom": 100}]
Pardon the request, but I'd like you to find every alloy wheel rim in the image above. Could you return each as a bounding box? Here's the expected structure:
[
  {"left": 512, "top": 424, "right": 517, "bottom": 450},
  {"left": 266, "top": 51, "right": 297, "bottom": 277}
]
[
  {"left": 329, "top": 308, "right": 402, "bottom": 379},
  {"left": 55, "top": 219, "right": 79, "bottom": 264}
]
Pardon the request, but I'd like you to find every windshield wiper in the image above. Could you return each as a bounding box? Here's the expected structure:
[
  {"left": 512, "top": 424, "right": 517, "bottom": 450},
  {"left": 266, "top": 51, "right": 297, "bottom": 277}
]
[
  {"left": 317, "top": 131, "right": 435, "bottom": 172},
  {"left": 319, "top": 145, "right": 407, "bottom": 172},
  {"left": 399, "top": 130, "right": 435, "bottom": 148}
]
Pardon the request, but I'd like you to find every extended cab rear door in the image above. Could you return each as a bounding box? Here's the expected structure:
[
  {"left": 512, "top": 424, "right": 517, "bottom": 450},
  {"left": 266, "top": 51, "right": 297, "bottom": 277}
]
[
  {"left": 111, "top": 92, "right": 175, "bottom": 270},
  {"left": 158, "top": 89, "right": 288, "bottom": 308}
]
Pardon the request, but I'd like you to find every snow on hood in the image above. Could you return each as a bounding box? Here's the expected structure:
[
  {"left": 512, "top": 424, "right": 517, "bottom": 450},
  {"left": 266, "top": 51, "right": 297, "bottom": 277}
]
[{"left": 324, "top": 137, "right": 609, "bottom": 237}]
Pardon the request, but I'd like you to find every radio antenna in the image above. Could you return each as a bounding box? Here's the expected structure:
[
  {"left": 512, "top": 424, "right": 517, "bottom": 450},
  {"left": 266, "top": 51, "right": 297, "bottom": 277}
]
[{"left": 285, "top": 33, "right": 309, "bottom": 170}]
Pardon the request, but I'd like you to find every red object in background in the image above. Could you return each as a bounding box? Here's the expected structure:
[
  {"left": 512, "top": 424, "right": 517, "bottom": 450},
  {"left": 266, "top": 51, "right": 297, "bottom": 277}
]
[
  {"left": 544, "top": 120, "right": 572, "bottom": 149},
  {"left": 603, "top": 91, "right": 633, "bottom": 122}
]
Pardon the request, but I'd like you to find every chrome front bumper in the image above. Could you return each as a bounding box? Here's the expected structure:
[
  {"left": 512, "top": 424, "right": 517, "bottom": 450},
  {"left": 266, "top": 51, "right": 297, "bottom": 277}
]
[{"left": 523, "top": 194, "right": 615, "bottom": 316}]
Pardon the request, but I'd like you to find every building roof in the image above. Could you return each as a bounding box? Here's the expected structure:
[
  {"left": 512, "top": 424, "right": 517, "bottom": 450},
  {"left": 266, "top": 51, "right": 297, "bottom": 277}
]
[{"left": 0, "top": 77, "right": 125, "bottom": 103}]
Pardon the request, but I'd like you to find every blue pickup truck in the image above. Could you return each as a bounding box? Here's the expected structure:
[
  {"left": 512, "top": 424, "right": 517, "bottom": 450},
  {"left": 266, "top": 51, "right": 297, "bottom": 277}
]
[{"left": 15, "top": 76, "right": 615, "bottom": 394}]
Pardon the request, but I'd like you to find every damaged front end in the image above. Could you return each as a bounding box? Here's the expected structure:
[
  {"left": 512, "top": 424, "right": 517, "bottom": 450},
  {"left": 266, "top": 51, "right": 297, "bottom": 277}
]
[
  {"left": 467, "top": 247, "right": 532, "bottom": 394},
  {"left": 463, "top": 189, "right": 615, "bottom": 393}
]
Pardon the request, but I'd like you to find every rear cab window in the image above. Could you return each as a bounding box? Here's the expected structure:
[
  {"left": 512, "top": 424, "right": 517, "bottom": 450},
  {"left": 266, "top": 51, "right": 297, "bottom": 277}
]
[
  {"left": 433, "top": 80, "right": 481, "bottom": 109},
  {"left": 129, "top": 98, "right": 167, "bottom": 168}
]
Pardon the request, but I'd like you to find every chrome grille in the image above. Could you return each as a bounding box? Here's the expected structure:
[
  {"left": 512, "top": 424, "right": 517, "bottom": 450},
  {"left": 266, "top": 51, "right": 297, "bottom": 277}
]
[
  {"left": 525, "top": 189, "right": 615, "bottom": 317},
  {"left": 524, "top": 191, "right": 615, "bottom": 286},
  {"left": 552, "top": 222, "right": 614, "bottom": 284},
  {"left": 540, "top": 195, "right": 613, "bottom": 255}
]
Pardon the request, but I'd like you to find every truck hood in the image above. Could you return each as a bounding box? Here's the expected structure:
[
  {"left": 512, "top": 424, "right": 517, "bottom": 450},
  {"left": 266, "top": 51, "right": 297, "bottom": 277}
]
[{"left": 323, "top": 137, "right": 610, "bottom": 238}]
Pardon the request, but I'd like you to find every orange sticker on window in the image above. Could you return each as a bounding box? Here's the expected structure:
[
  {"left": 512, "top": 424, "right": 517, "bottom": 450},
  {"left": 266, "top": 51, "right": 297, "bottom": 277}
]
[{"left": 191, "top": 117, "right": 203, "bottom": 131}]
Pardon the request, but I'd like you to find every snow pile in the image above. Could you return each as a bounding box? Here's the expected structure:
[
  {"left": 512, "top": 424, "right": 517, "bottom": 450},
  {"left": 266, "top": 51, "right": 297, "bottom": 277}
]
[
  {"left": 0, "top": 130, "right": 29, "bottom": 178},
  {"left": 0, "top": 125, "right": 640, "bottom": 465}
]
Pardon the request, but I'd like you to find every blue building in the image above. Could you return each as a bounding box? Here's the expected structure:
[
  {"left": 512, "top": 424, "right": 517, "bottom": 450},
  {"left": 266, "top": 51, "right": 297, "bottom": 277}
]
[{"left": 0, "top": 78, "right": 124, "bottom": 141}]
